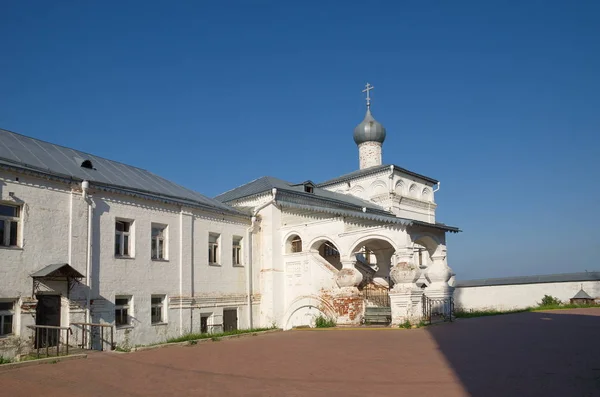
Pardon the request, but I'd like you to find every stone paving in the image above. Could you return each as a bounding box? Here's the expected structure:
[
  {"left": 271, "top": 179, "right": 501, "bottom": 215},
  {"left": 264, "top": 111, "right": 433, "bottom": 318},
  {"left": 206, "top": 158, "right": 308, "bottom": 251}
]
[{"left": 1, "top": 308, "right": 599, "bottom": 396}]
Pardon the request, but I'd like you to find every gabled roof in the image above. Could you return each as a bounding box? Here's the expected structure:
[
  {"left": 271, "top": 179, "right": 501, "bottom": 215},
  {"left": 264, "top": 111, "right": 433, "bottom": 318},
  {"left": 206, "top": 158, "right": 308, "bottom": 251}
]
[
  {"left": 215, "top": 176, "right": 461, "bottom": 233},
  {"left": 0, "top": 128, "right": 241, "bottom": 216},
  {"left": 215, "top": 176, "right": 388, "bottom": 213},
  {"left": 317, "top": 164, "right": 438, "bottom": 187},
  {"left": 30, "top": 263, "right": 84, "bottom": 279},
  {"left": 572, "top": 289, "right": 593, "bottom": 300}
]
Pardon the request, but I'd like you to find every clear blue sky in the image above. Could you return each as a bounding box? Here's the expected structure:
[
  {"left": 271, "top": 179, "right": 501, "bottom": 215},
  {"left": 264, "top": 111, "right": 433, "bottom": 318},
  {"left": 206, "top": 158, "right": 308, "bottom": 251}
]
[{"left": 1, "top": 1, "right": 599, "bottom": 280}]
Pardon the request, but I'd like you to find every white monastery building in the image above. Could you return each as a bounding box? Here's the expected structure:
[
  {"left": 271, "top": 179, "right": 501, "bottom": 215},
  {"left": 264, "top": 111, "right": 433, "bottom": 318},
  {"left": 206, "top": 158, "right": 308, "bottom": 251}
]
[{"left": 0, "top": 84, "right": 460, "bottom": 358}]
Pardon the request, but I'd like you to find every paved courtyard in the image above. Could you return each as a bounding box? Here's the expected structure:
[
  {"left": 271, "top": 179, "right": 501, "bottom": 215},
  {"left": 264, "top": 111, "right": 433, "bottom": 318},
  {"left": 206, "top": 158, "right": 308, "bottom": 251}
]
[{"left": 1, "top": 308, "right": 599, "bottom": 397}]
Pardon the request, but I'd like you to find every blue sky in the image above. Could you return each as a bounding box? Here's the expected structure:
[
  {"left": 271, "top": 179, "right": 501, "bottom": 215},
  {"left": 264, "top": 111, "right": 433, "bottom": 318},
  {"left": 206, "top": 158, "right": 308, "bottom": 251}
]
[{"left": 1, "top": 1, "right": 599, "bottom": 279}]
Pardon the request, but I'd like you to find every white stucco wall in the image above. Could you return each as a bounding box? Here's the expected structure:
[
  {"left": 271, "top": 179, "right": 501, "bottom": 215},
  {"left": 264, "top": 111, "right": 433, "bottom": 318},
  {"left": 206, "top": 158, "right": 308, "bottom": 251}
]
[
  {"left": 454, "top": 281, "right": 600, "bottom": 311},
  {"left": 0, "top": 169, "right": 255, "bottom": 357},
  {"left": 321, "top": 167, "right": 437, "bottom": 222}
]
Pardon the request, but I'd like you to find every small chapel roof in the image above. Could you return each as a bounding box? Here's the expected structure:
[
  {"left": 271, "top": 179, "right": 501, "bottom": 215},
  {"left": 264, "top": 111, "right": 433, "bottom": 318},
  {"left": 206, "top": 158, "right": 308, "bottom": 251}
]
[
  {"left": 572, "top": 289, "right": 593, "bottom": 300},
  {"left": 317, "top": 164, "right": 439, "bottom": 187},
  {"left": 0, "top": 128, "right": 242, "bottom": 216}
]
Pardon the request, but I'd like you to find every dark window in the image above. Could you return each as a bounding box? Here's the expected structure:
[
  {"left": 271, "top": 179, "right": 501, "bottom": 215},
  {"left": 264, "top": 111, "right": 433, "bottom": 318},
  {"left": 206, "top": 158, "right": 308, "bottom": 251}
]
[
  {"left": 115, "top": 297, "right": 131, "bottom": 326},
  {"left": 151, "top": 296, "right": 164, "bottom": 324}
]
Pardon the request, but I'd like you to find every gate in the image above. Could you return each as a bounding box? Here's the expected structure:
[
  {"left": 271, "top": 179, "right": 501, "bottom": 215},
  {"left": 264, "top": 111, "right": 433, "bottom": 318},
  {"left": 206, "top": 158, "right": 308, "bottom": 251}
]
[
  {"left": 363, "top": 285, "right": 390, "bottom": 307},
  {"left": 422, "top": 295, "right": 454, "bottom": 324}
]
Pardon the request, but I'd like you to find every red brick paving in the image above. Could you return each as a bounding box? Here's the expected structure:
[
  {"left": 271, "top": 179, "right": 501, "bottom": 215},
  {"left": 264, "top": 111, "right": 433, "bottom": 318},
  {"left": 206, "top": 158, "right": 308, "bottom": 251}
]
[{"left": 1, "top": 308, "right": 599, "bottom": 397}]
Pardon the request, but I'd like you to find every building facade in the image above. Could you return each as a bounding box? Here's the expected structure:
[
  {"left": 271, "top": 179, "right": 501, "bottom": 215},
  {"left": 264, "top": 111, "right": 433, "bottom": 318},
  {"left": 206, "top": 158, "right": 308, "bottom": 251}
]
[{"left": 0, "top": 85, "right": 459, "bottom": 358}]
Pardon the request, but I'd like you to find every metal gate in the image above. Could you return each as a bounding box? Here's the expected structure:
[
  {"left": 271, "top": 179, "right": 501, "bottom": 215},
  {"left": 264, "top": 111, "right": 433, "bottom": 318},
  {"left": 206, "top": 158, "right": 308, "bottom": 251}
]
[
  {"left": 363, "top": 285, "right": 390, "bottom": 307},
  {"left": 422, "top": 295, "right": 454, "bottom": 324}
]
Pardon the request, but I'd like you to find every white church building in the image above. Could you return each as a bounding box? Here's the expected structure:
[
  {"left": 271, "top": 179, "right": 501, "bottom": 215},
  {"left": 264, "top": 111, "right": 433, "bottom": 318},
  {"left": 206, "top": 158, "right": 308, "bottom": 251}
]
[{"left": 0, "top": 84, "right": 459, "bottom": 357}]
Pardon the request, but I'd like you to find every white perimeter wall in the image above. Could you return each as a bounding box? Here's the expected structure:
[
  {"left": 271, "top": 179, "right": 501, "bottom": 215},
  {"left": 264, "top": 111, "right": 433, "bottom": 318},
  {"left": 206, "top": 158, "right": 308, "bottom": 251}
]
[{"left": 454, "top": 281, "right": 600, "bottom": 311}]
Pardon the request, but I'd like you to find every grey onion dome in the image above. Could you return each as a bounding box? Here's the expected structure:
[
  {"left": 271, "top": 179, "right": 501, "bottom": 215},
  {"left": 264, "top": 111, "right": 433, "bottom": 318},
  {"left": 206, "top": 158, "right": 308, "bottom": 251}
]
[{"left": 353, "top": 108, "right": 386, "bottom": 145}]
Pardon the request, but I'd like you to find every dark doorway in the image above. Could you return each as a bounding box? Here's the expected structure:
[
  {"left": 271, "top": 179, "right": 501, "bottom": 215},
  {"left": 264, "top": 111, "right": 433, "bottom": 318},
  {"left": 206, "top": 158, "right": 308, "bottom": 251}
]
[
  {"left": 35, "top": 295, "right": 61, "bottom": 348},
  {"left": 200, "top": 316, "right": 208, "bottom": 334},
  {"left": 223, "top": 309, "right": 238, "bottom": 332}
]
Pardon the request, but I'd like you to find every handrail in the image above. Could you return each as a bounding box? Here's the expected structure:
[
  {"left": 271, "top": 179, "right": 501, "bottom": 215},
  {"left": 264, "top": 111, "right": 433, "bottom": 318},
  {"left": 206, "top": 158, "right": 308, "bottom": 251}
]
[
  {"left": 70, "top": 322, "right": 113, "bottom": 327},
  {"left": 27, "top": 325, "right": 72, "bottom": 358},
  {"left": 70, "top": 322, "right": 114, "bottom": 351}
]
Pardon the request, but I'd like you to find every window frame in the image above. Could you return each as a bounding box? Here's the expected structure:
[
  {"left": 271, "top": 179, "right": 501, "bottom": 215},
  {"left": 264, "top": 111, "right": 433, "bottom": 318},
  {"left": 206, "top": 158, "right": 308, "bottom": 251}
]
[
  {"left": 291, "top": 237, "right": 302, "bottom": 253},
  {"left": 151, "top": 295, "right": 166, "bottom": 325},
  {"left": 0, "top": 203, "right": 20, "bottom": 248},
  {"left": 0, "top": 301, "right": 14, "bottom": 337},
  {"left": 232, "top": 236, "right": 243, "bottom": 266},
  {"left": 151, "top": 224, "right": 167, "bottom": 261},
  {"left": 115, "top": 220, "right": 133, "bottom": 258},
  {"left": 208, "top": 233, "right": 220, "bottom": 265},
  {"left": 114, "top": 296, "right": 132, "bottom": 327}
]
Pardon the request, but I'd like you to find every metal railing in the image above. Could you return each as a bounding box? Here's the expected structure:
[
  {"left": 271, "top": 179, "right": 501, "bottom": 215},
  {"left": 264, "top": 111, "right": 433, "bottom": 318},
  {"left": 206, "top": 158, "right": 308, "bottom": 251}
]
[
  {"left": 363, "top": 286, "right": 391, "bottom": 308},
  {"left": 27, "top": 325, "right": 73, "bottom": 358},
  {"left": 422, "top": 295, "right": 454, "bottom": 324},
  {"left": 70, "top": 322, "right": 115, "bottom": 351}
]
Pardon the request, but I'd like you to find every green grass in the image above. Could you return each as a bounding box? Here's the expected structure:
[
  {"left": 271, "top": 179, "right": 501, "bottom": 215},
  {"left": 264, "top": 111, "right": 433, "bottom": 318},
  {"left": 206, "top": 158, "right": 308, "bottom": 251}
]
[
  {"left": 165, "top": 327, "right": 274, "bottom": 344},
  {"left": 0, "top": 356, "right": 13, "bottom": 364},
  {"left": 455, "top": 301, "right": 599, "bottom": 319},
  {"left": 314, "top": 315, "right": 336, "bottom": 328}
]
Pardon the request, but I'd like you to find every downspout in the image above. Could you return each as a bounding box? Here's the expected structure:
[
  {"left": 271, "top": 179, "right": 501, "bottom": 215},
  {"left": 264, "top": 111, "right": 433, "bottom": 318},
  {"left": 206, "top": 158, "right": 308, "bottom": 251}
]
[
  {"left": 245, "top": 188, "right": 277, "bottom": 329},
  {"left": 430, "top": 182, "right": 440, "bottom": 224},
  {"left": 179, "top": 207, "right": 184, "bottom": 335},
  {"left": 81, "top": 180, "right": 93, "bottom": 326}
]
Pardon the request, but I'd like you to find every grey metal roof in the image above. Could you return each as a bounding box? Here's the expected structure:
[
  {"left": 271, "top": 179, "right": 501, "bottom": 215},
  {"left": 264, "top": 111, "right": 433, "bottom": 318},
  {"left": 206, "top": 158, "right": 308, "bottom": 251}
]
[
  {"left": 317, "top": 164, "right": 439, "bottom": 187},
  {"left": 30, "top": 263, "right": 84, "bottom": 279},
  {"left": 455, "top": 271, "right": 600, "bottom": 288},
  {"left": 215, "top": 176, "right": 389, "bottom": 213},
  {"left": 0, "top": 128, "right": 241, "bottom": 215},
  {"left": 216, "top": 176, "right": 461, "bottom": 232},
  {"left": 353, "top": 108, "right": 386, "bottom": 145},
  {"left": 572, "top": 289, "right": 594, "bottom": 299}
]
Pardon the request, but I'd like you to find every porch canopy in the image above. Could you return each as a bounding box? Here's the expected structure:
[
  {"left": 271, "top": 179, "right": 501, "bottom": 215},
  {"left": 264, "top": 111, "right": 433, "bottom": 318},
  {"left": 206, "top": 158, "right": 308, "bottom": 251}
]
[{"left": 30, "top": 263, "right": 84, "bottom": 298}]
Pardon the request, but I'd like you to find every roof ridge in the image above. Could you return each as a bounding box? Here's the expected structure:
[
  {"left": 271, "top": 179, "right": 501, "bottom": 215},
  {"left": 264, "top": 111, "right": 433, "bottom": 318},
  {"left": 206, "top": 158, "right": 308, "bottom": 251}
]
[{"left": 0, "top": 127, "right": 151, "bottom": 173}]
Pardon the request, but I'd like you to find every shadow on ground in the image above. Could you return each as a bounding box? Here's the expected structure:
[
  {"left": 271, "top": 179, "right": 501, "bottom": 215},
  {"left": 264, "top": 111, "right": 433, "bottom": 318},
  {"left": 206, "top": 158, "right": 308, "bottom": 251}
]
[{"left": 426, "top": 308, "right": 600, "bottom": 397}]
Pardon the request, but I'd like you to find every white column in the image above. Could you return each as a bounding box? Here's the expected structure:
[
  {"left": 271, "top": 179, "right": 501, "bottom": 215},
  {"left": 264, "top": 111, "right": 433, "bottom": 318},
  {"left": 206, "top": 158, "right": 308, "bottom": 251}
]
[
  {"left": 424, "top": 245, "right": 454, "bottom": 299},
  {"left": 332, "top": 260, "right": 364, "bottom": 325},
  {"left": 389, "top": 249, "right": 424, "bottom": 325}
]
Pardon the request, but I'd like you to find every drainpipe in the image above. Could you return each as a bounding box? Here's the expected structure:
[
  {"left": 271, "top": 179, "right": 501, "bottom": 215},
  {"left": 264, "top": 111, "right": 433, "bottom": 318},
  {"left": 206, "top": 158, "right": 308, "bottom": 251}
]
[
  {"left": 179, "top": 208, "right": 184, "bottom": 335},
  {"left": 430, "top": 182, "right": 440, "bottom": 224},
  {"left": 245, "top": 188, "right": 277, "bottom": 329},
  {"left": 81, "top": 180, "right": 93, "bottom": 326}
]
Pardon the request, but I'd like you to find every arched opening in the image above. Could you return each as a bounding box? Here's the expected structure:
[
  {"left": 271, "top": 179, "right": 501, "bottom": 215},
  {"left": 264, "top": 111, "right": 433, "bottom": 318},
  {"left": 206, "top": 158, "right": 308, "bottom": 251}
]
[
  {"left": 412, "top": 235, "right": 439, "bottom": 288},
  {"left": 312, "top": 240, "right": 342, "bottom": 270},
  {"left": 286, "top": 234, "right": 303, "bottom": 253}
]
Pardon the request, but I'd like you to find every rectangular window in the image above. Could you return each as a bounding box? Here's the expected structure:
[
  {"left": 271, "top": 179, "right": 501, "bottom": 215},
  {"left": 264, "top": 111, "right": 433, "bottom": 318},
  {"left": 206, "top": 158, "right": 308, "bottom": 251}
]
[
  {"left": 151, "top": 295, "right": 165, "bottom": 324},
  {"left": 151, "top": 225, "right": 167, "bottom": 260},
  {"left": 208, "top": 233, "right": 220, "bottom": 265},
  {"left": 291, "top": 237, "right": 302, "bottom": 253},
  {"left": 0, "top": 204, "right": 20, "bottom": 247},
  {"left": 200, "top": 315, "right": 208, "bottom": 334},
  {"left": 115, "top": 296, "right": 131, "bottom": 327},
  {"left": 115, "top": 220, "right": 132, "bottom": 257},
  {"left": 232, "top": 236, "right": 242, "bottom": 266},
  {"left": 0, "top": 301, "right": 14, "bottom": 336}
]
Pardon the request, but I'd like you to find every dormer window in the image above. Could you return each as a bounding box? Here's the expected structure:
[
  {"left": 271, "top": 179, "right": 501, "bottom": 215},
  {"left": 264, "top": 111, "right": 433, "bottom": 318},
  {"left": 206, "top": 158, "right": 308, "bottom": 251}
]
[{"left": 302, "top": 181, "right": 315, "bottom": 194}]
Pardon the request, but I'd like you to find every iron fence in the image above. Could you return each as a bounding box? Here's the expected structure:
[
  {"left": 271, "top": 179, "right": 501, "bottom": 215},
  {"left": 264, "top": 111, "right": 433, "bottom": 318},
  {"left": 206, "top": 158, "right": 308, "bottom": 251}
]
[
  {"left": 363, "top": 287, "right": 390, "bottom": 307},
  {"left": 422, "top": 295, "right": 454, "bottom": 324}
]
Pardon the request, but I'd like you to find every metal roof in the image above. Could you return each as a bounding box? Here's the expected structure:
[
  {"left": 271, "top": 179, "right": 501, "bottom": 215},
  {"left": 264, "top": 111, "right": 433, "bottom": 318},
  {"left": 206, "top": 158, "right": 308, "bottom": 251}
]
[
  {"left": 30, "top": 263, "right": 84, "bottom": 279},
  {"left": 456, "top": 271, "right": 600, "bottom": 288},
  {"left": 215, "top": 176, "right": 388, "bottom": 212},
  {"left": 0, "top": 128, "right": 240, "bottom": 215},
  {"left": 572, "top": 289, "right": 594, "bottom": 299},
  {"left": 353, "top": 108, "right": 386, "bottom": 145},
  {"left": 317, "top": 164, "right": 439, "bottom": 187}
]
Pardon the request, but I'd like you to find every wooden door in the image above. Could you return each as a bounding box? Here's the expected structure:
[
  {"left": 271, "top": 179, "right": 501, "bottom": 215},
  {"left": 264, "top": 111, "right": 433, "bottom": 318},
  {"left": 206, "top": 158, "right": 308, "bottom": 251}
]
[{"left": 35, "top": 295, "right": 61, "bottom": 348}]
